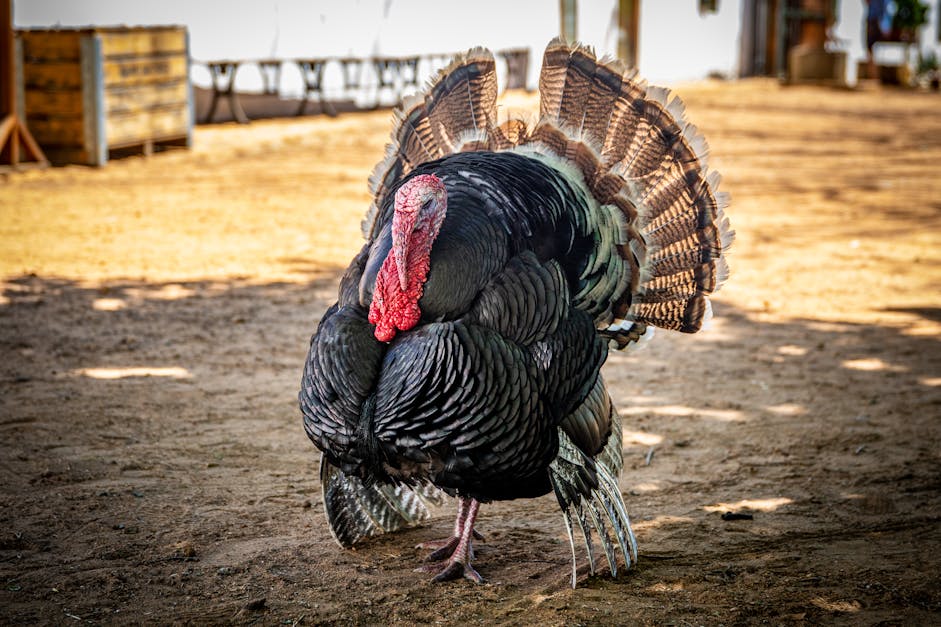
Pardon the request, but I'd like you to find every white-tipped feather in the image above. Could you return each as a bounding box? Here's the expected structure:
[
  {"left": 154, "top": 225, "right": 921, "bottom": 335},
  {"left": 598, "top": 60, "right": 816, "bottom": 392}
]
[
  {"left": 549, "top": 429, "right": 636, "bottom": 587},
  {"left": 706, "top": 169, "right": 723, "bottom": 190},
  {"left": 665, "top": 95, "right": 688, "bottom": 122},
  {"left": 645, "top": 84, "right": 671, "bottom": 106},
  {"left": 452, "top": 128, "right": 490, "bottom": 152},
  {"left": 682, "top": 123, "right": 711, "bottom": 166}
]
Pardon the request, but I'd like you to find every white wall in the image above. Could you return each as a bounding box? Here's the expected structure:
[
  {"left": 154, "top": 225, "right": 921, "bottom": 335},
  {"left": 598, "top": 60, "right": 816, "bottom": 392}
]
[
  {"left": 638, "top": 0, "right": 743, "bottom": 82},
  {"left": 599, "top": 0, "right": 941, "bottom": 86},
  {"left": 574, "top": 0, "right": 621, "bottom": 59},
  {"left": 576, "top": 0, "right": 941, "bottom": 86},
  {"left": 575, "top": 0, "right": 743, "bottom": 84},
  {"left": 832, "top": 0, "right": 866, "bottom": 84}
]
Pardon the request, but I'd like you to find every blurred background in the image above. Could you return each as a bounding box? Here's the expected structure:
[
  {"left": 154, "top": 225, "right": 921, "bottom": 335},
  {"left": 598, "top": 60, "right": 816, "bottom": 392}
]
[
  {"left": 15, "top": 0, "right": 941, "bottom": 87},
  {"left": 14, "top": 0, "right": 941, "bottom": 88},
  {"left": 8, "top": 0, "right": 941, "bottom": 160}
]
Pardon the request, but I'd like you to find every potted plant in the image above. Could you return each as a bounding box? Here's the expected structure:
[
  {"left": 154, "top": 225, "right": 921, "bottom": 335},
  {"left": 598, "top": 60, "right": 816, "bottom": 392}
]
[{"left": 891, "top": 0, "right": 930, "bottom": 84}]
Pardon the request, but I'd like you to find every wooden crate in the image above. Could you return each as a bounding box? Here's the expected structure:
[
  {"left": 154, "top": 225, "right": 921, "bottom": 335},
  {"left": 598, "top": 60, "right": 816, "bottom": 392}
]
[{"left": 16, "top": 26, "right": 192, "bottom": 166}]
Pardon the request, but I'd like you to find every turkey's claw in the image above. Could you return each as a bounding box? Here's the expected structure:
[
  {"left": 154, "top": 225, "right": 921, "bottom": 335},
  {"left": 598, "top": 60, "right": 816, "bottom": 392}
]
[
  {"left": 416, "top": 537, "right": 455, "bottom": 551},
  {"left": 415, "top": 559, "right": 484, "bottom": 583},
  {"left": 422, "top": 537, "right": 460, "bottom": 562},
  {"left": 432, "top": 560, "right": 484, "bottom": 584}
]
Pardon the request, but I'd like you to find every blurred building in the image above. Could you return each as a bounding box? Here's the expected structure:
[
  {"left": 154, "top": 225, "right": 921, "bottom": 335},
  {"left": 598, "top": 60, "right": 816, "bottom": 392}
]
[
  {"left": 14, "top": 0, "right": 941, "bottom": 92},
  {"left": 738, "top": 0, "right": 941, "bottom": 84}
]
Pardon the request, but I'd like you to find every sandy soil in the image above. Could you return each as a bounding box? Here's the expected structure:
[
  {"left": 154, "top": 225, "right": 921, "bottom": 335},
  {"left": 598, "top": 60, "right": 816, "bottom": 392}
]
[{"left": 1, "top": 80, "right": 939, "bottom": 625}]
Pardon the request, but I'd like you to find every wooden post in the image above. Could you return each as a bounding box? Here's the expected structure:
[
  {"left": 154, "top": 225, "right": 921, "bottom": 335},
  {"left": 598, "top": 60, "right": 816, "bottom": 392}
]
[
  {"left": 0, "top": 0, "right": 47, "bottom": 168},
  {"left": 618, "top": 0, "right": 640, "bottom": 69},
  {"left": 797, "top": 0, "right": 829, "bottom": 48},
  {"left": 560, "top": 0, "right": 577, "bottom": 42}
]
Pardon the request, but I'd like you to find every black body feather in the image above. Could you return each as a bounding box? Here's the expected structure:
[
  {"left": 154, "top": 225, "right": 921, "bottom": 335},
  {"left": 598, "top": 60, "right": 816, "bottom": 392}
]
[{"left": 302, "top": 151, "right": 610, "bottom": 502}]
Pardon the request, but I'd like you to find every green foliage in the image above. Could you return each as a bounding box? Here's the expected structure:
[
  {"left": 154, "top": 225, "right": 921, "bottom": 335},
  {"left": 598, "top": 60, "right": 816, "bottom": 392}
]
[
  {"left": 917, "top": 50, "right": 938, "bottom": 75},
  {"left": 892, "top": 0, "right": 930, "bottom": 31}
]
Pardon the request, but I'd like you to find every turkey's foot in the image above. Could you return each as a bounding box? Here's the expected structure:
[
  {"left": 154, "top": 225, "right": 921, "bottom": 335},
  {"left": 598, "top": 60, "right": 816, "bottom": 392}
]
[
  {"left": 416, "top": 497, "right": 483, "bottom": 583},
  {"left": 417, "top": 558, "right": 484, "bottom": 583},
  {"left": 416, "top": 496, "right": 484, "bottom": 561},
  {"left": 419, "top": 537, "right": 463, "bottom": 562}
]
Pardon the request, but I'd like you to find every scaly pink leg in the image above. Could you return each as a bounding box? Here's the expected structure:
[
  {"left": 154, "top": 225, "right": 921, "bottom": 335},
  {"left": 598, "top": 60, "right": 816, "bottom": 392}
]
[
  {"left": 416, "top": 497, "right": 483, "bottom": 560},
  {"left": 416, "top": 497, "right": 484, "bottom": 583}
]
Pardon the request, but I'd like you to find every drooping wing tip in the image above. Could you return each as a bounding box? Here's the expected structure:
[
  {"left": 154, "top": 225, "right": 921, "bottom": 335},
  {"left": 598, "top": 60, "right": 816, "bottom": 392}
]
[
  {"left": 319, "top": 455, "right": 447, "bottom": 549},
  {"left": 550, "top": 430, "right": 637, "bottom": 586}
]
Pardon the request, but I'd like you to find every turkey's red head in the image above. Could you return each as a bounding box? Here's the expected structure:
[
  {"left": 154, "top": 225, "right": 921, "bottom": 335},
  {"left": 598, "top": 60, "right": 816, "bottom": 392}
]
[{"left": 368, "top": 174, "right": 448, "bottom": 342}]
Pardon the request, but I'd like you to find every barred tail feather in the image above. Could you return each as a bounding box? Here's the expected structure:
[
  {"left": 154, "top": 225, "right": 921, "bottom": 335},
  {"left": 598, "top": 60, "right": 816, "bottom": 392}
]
[
  {"left": 320, "top": 456, "right": 444, "bottom": 548},
  {"left": 527, "top": 39, "right": 733, "bottom": 340}
]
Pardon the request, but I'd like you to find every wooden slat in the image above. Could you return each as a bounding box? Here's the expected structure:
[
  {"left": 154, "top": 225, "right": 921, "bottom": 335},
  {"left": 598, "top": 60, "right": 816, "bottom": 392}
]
[
  {"left": 15, "top": 27, "right": 191, "bottom": 165},
  {"left": 104, "top": 81, "right": 187, "bottom": 115},
  {"left": 18, "top": 31, "right": 83, "bottom": 62},
  {"left": 98, "top": 28, "right": 187, "bottom": 59},
  {"left": 41, "top": 145, "right": 90, "bottom": 166},
  {"left": 25, "top": 114, "right": 85, "bottom": 147},
  {"left": 105, "top": 103, "right": 188, "bottom": 146},
  {"left": 21, "top": 61, "right": 83, "bottom": 89},
  {"left": 24, "top": 88, "right": 83, "bottom": 116},
  {"left": 102, "top": 54, "right": 187, "bottom": 88}
]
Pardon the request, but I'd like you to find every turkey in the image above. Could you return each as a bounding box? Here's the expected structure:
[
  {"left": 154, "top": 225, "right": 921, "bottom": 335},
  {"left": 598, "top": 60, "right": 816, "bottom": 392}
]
[{"left": 300, "top": 39, "right": 732, "bottom": 586}]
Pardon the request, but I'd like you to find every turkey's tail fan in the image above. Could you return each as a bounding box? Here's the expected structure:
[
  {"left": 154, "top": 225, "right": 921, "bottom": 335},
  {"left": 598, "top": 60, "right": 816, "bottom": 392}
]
[
  {"left": 364, "top": 40, "right": 733, "bottom": 349},
  {"left": 529, "top": 39, "right": 734, "bottom": 344},
  {"left": 320, "top": 456, "right": 445, "bottom": 548},
  {"left": 549, "top": 417, "right": 637, "bottom": 588}
]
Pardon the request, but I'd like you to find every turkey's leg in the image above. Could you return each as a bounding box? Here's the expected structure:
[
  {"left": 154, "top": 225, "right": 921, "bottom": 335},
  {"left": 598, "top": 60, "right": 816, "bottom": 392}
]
[
  {"left": 418, "top": 497, "right": 484, "bottom": 583},
  {"left": 416, "top": 496, "right": 483, "bottom": 561}
]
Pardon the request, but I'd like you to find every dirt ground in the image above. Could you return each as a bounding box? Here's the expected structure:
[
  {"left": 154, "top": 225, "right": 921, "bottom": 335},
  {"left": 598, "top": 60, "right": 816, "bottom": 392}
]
[{"left": 1, "top": 79, "right": 939, "bottom": 625}]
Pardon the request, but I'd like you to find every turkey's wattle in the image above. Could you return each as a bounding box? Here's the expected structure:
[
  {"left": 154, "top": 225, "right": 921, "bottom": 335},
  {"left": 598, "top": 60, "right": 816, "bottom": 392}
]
[{"left": 368, "top": 174, "right": 447, "bottom": 342}]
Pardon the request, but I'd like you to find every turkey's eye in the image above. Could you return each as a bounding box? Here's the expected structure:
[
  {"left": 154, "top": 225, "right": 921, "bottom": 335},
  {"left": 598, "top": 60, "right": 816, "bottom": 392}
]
[{"left": 420, "top": 197, "right": 434, "bottom": 213}]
